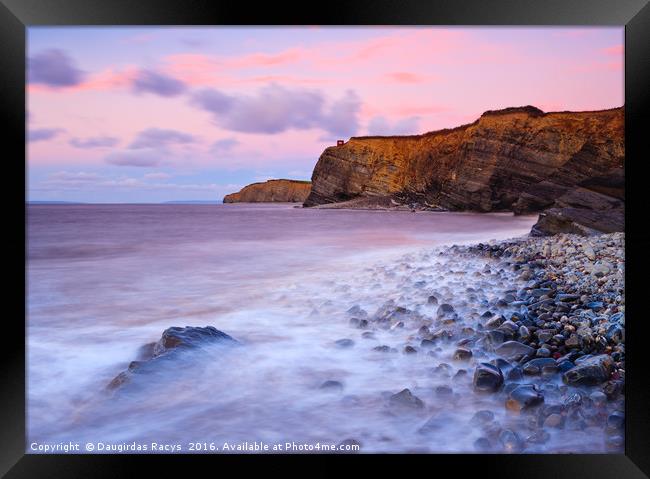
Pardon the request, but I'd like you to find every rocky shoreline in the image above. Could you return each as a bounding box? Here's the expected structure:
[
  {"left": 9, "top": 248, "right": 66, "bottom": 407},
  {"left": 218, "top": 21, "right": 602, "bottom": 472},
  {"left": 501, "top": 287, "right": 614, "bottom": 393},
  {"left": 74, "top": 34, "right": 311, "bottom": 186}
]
[
  {"left": 458, "top": 232, "right": 625, "bottom": 451},
  {"left": 337, "top": 231, "right": 625, "bottom": 452},
  {"left": 100, "top": 230, "right": 624, "bottom": 453}
]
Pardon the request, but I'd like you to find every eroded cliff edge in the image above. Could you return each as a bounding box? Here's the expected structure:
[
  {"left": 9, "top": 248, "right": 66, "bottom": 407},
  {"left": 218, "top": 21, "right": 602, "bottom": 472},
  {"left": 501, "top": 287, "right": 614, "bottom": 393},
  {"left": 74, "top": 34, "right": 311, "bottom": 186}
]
[
  {"left": 304, "top": 106, "right": 624, "bottom": 235},
  {"left": 224, "top": 179, "right": 311, "bottom": 203}
]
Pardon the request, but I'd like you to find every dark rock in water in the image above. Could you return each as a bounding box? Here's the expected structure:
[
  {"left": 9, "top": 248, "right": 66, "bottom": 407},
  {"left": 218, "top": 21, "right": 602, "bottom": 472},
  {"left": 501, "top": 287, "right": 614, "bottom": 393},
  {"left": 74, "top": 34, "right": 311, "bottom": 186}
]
[
  {"left": 437, "top": 303, "right": 455, "bottom": 316},
  {"left": 320, "top": 380, "right": 344, "bottom": 391},
  {"left": 107, "top": 326, "right": 238, "bottom": 391},
  {"left": 435, "top": 385, "right": 453, "bottom": 397},
  {"left": 506, "top": 366, "right": 524, "bottom": 381},
  {"left": 136, "top": 342, "right": 156, "bottom": 360},
  {"left": 361, "top": 331, "right": 376, "bottom": 339},
  {"left": 347, "top": 305, "right": 368, "bottom": 317},
  {"left": 486, "top": 330, "right": 507, "bottom": 346},
  {"left": 557, "top": 360, "right": 575, "bottom": 373},
  {"left": 562, "top": 354, "right": 614, "bottom": 386},
  {"left": 453, "top": 369, "right": 468, "bottom": 381},
  {"left": 495, "top": 341, "right": 535, "bottom": 360},
  {"left": 389, "top": 388, "right": 425, "bottom": 410},
  {"left": 522, "top": 358, "right": 557, "bottom": 375},
  {"left": 153, "top": 326, "right": 237, "bottom": 356},
  {"left": 420, "top": 339, "right": 436, "bottom": 349},
  {"left": 373, "top": 345, "right": 392, "bottom": 353},
  {"left": 471, "top": 410, "right": 495, "bottom": 425},
  {"left": 607, "top": 411, "right": 624, "bottom": 429},
  {"left": 335, "top": 338, "right": 355, "bottom": 348},
  {"left": 404, "top": 345, "right": 418, "bottom": 354},
  {"left": 427, "top": 295, "right": 438, "bottom": 305},
  {"left": 499, "top": 429, "right": 524, "bottom": 453},
  {"left": 473, "top": 363, "right": 504, "bottom": 392},
  {"left": 453, "top": 347, "right": 472, "bottom": 360},
  {"left": 506, "top": 385, "right": 544, "bottom": 412},
  {"left": 543, "top": 413, "right": 564, "bottom": 429},
  {"left": 474, "top": 437, "right": 492, "bottom": 452}
]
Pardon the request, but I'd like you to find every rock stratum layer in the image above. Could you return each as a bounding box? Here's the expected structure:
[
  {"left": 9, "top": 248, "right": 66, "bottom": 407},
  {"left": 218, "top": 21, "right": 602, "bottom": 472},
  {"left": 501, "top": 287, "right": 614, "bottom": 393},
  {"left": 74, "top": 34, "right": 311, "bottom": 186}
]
[
  {"left": 223, "top": 179, "right": 311, "bottom": 203},
  {"left": 304, "top": 106, "right": 624, "bottom": 235}
]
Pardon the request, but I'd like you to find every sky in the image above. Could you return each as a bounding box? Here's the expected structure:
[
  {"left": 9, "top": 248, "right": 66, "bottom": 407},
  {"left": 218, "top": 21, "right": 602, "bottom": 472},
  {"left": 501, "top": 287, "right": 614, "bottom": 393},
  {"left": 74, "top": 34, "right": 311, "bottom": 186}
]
[{"left": 27, "top": 27, "right": 624, "bottom": 203}]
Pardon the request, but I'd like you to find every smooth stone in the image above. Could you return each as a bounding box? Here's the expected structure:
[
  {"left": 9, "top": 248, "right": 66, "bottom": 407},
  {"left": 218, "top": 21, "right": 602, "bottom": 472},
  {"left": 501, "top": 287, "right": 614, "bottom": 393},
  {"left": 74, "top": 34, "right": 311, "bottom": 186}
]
[
  {"left": 437, "top": 304, "right": 455, "bottom": 316},
  {"left": 335, "top": 339, "right": 354, "bottom": 348},
  {"left": 471, "top": 410, "right": 495, "bottom": 425},
  {"left": 506, "top": 385, "right": 544, "bottom": 411},
  {"left": 536, "top": 347, "right": 551, "bottom": 358},
  {"left": 543, "top": 413, "right": 563, "bottom": 429},
  {"left": 389, "top": 388, "right": 425, "bottom": 410},
  {"left": 607, "top": 411, "right": 625, "bottom": 428},
  {"left": 589, "top": 391, "right": 608, "bottom": 407},
  {"left": 495, "top": 341, "right": 535, "bottom": 360},
  {"left": 453, "top": 347, "right": 472, "bottom": 361},
  {"left": 473, "top": 363, "right": 504, "bottom": 392},
  {"left": 320, "top": 380, "right": 343, "bottom": 391},
  {"left": 404, "top": 345, "right": 418, "bottom": 354},
  {"left": 522, "top": 358, "right": 557, "bottom": 375},
  {"left": 498, "top": 429, "right": 524, "bottom": 452},
  {"left": 562, "top": 354, "right": 615, "bottom": 386}
]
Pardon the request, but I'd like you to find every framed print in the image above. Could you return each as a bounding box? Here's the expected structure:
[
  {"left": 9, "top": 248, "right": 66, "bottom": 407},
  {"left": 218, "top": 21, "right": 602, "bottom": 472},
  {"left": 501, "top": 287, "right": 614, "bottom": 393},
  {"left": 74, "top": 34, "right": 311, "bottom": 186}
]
[{"left": 2, "top": 0, "right": 649, "bottom": 477}]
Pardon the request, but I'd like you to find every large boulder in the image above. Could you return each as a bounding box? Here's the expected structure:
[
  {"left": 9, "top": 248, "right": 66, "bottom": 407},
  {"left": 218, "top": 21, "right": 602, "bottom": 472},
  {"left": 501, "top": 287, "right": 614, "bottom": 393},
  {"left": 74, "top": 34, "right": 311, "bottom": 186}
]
[
  {"left": 562, "top": 354, "right": 615, "bottom": 386},
  {"left": 107, "top": 326, "right": 238, "bottom": 391}
]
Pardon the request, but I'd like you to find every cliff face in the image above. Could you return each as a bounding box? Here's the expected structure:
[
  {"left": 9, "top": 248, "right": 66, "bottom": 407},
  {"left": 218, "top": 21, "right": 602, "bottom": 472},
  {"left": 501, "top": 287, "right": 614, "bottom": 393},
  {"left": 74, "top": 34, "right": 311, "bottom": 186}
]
[
  {"left": 304, "top": 106, "right": 624, "bottom": 235},
  {"left": 223, "top": 179, "right": 311, "bottom": 203}
]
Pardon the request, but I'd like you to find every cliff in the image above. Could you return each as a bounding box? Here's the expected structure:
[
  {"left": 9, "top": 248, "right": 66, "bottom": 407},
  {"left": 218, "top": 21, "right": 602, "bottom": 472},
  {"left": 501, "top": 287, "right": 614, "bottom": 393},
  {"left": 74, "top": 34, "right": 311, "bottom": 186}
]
[
  {"left": 304, "top": 106, "right": 624, "bottom": 235},
  {"left": 223, "top": 179, "right": 311, "bottom": 203}
]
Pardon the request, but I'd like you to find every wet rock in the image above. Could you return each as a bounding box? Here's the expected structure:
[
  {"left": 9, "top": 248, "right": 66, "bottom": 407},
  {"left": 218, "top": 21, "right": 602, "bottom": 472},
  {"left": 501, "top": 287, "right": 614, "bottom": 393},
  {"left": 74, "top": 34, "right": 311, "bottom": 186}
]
[
  {"left": 536, "top": 347, "right": 551, "bottom": 358},
  {"left": 506, "top": 385, "right": 544, "bottom": 412},
  {"left": 473, "top": 363, "right": 504, "bottom": 392},
  {"left": 404, "top": 345, "right": 418, "bottom": 354},
  {"left": 320, "top": 380, "right": 344, "bottom": 391},
  {"left": 543, "top": 413, "right": 564, "bottom": 429},
  {"left": 107, "top": 326, "right": 238, "bottom": 391},
  {"left": 373, "top": 345, "right": 392, "bottom": 353},
  {"left": 427, "top": 295, "right": 438, "bottom": 305},
  {"left": 506, "top": 366, "right": 524, "bottom": 381},
  {"left": 495, "top": 341, "right": 535, "bottom": 360},
  {"left": 562, "top": 354, "right": 614, "bottom": 385},
  {"left": 471, "top": 410, "right": 495, "bottom": 425},
  {"left": 437, "top": 303, "right": 455, "bottom": 317},
  {"left": 361, "top": 331, "right": 376, "bottom": 339},
  {"left": 607, "top": 411, "right": 624, "bottom": 429},
  {"left": 420, "top": 339, "right": 436, "bottom": 349},
  {"left": 389, "top": 388, "right": 425, "bottom": 410},
  {"left": 589, "top": 391, "right": 608, "bottom": 407},
  {"left": 499, "top": 429, "right": 524, "bottom": 453},
  {"left": 435, "top": 385, "right": 453, "bottom": 397},
  {"left": 522, "top": 358, "right": 557, "bottom": 375},
  {"left": 335, "top": 338, "right": 355, "bottom": 348},
  {"left": 453, "top": 347, "right": 472, "bottom": 361}
]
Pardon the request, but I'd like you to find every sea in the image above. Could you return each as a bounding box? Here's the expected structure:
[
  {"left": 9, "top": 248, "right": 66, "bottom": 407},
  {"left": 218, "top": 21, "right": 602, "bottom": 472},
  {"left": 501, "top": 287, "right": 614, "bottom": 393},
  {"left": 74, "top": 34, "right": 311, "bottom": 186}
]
[{"left": 29, "top": 203, "right": 612, "bottom": 453}]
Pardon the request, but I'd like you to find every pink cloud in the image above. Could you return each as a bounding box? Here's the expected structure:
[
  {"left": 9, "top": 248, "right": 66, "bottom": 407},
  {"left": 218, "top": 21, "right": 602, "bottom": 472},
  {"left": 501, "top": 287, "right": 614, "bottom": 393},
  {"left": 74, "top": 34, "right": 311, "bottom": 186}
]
[
  {"left": 603, "top": 44, "right": 624, "bottom": 56},
  {"left": 385, "top": 72, "right": 437, "bottom": 84}
]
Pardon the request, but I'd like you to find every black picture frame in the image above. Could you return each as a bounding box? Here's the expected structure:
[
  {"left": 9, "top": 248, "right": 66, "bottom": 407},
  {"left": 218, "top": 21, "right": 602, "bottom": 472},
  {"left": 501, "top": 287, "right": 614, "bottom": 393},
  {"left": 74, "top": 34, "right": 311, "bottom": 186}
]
[{"left": 3, "top": 0, "right": 649, "bottom": 477}]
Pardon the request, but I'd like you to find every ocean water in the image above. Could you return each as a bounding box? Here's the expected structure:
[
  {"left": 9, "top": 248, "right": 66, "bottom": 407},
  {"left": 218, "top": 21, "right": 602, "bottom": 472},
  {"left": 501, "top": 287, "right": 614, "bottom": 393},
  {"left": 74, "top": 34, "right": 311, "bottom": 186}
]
[{"left": 27, "top": 203, "right": 574, "bottom": 453}]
